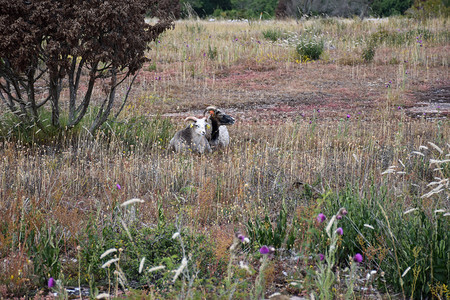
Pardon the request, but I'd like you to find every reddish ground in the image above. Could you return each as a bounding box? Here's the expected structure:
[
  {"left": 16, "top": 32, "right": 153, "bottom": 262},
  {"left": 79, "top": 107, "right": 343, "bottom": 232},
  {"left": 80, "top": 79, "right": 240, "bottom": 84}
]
[{"left": 133, "top": 59, "right": 449, "bottom": 122}]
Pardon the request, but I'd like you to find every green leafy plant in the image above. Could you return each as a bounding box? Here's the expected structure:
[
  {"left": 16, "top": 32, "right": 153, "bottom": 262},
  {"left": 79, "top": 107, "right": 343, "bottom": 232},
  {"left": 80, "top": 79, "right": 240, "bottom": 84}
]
[
  {"left": 296, "top": 36, "right": 324, "bottom": 61},
  {"left": 26, "top": 223, "right": 63, "bottom": 285},
  {"left": 262, "top": 28, "right": 287, "bottom": 42},
  {"left": 362, "top": 40, "right": 377, "bottom": 62},
  {"left": 246, "top": 203, "right": 297, "bottom": 250},
  {"left": 207, "top": 44, "right": 218, "bottom": 60}
]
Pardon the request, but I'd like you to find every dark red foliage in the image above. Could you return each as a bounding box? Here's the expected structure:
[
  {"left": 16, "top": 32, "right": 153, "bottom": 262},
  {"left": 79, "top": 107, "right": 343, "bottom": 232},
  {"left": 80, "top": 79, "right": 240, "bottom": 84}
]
[
  {"left": 0, "top": 0, "right": 177, "bottom": 73},
  {"left": 0, "top": 0, "right": 179, "bottom": 132}
]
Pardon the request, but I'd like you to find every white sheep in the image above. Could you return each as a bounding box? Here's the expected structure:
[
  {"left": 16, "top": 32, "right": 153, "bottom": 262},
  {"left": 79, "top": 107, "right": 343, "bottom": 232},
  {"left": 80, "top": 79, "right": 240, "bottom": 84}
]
[
  {"left": 169, "top": 117, "right": 212, "bottom": 154},
  {"left": 204, "top": 106, "right": 235, "bottom": 149}
]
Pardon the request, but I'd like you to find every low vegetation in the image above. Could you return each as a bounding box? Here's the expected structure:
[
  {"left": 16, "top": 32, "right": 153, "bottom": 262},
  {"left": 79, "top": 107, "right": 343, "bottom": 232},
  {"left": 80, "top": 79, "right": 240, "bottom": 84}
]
[{"left": 0, "top": 15, "right": 449, "bottom": 299}]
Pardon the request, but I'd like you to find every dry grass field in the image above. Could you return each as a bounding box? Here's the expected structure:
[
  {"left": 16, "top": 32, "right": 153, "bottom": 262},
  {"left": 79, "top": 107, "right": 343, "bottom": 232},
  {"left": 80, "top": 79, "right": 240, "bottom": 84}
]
[{"left": 0, "top": 17, "right": 449, "bottom": 299}]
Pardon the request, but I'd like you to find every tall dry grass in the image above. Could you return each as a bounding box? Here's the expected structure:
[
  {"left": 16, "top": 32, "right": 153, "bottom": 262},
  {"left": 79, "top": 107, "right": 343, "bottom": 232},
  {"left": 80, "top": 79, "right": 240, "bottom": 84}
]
[{"left": 0, "top": 16, "right": 448, "bottom": 297}]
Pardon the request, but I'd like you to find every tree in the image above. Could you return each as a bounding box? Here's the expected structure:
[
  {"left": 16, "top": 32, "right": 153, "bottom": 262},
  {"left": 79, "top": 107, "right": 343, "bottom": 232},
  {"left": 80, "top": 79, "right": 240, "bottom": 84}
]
[
  {"left": 370, "top": 0, "right": 413, "bottom": 16},
  {"left": 0, "top": 0, "right": 179, "bottom": 134},
  {"left": 276, "top": 0, "right": 372, "bottom": 18}
]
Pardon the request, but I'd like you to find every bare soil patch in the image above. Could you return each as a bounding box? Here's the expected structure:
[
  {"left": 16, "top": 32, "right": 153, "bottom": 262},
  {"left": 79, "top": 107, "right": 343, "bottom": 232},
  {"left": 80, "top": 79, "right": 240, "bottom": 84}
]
[{"left": 137, "top": 60, "right": 449, "bottom": 123}]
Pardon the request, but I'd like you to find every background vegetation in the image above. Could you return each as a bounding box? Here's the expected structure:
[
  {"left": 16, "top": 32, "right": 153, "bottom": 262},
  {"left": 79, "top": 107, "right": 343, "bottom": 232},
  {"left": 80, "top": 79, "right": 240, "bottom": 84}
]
[
  {"left": 180, "top": 0, "right": 449, "bottom": 19},
  {"left": 0, "top": 7, "right": 449, "bottom": 300}
]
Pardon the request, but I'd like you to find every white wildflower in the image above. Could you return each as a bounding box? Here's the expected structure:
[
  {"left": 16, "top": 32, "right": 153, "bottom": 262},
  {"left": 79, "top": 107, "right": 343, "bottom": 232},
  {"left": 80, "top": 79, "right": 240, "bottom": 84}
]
[
  {"left": 428, "top": 142, "right": 443, "bottom": 154},
  {"left": 120, "top": 198, "right": 145, "bottom": 207},
  {"left": 101, "top": 258, "right": 119, "bottom": 269},
  {"left": 100, "top": 248, "right": 117, "bottom": 259},
  {"left": 381, "top": 166, "right": 396, "bottom": 175},
  {"left": 325, "top": 215, "right": 336, "bottom": 238},
  {"left": 364, "top": 224, "right": 374, "bottom": 230},
  {"left": 430, "top": 159, "right": 450, "bottom": 165},
  {"left": 402, "top": 266, "right": 411, "bottom": 277},
  {"left": 421, "top": 184, "right": 444, "bottom": 198},
  {"left": 148, "top": 265, "right": 166, "bottom": 272},
  {"left": 411, "top": 151, "right": 424, "bottom": 157},
  {"left": 172, "top": 257, "right": 188, "bottom": 283},
  {"left": 139, "top": 257, "right": 146, "bottom": 274},
  {"left": 239, "top": 261, "right": 250, "bottom": 272},
  {"left": 434, "top": 209, "right": 446, "bottom": 214},
  {"left": 269, "top": 292, "right": 282, "bottom": 298},
  {"left": 403, "top": 208, "right": 418, "bottom": 215},
  {"left": 172, "top": 232, "right": 180, "bottom": 239}
]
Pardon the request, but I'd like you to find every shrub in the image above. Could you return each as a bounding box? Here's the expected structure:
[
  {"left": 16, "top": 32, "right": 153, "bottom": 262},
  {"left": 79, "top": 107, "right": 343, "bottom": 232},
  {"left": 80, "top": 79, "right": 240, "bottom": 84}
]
[
  {"left": 362, "top": 40, "right": 377, "bottom": 62},
  {"left": 370, "top": 0, "right": 414, "bottom": 17},
  {"left": 296, "top": 37, "right": 324, "bottom": 61},
  {"left": 407, "top": 0, "right": 450, "bottom": 18},
  {"left": 0, "top": 0, "right": 176, "bottom": 135},
  {"left": 246, "top": 203, "right": 298, "bottom": 251},
  {"left": 262, "top": 28, "right": 287, "bottom": 42}
]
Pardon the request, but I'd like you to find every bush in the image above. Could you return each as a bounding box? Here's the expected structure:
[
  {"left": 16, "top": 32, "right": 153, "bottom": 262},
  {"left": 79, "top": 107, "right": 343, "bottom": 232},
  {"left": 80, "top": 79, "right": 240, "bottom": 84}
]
[
  {"left": 370, "top": 0, "right": 414, "bottom": 17},
  {"left": 296, "top": 37, "right": 324, "bottom": 61},
  {"left": 262, "top": 28, "right": 288, "bottom": 42},
  {"left": 407, "top": 0, "right": 450, "bottom": 18},
  {"left": 246, "top": 204, "right": 297, "bottom": 251},
  {"left": 362, "top": 40, "right": 377, "bottom": 62},
  {"left": 0, "top": 0, "right": 176, "bottom": 135}
]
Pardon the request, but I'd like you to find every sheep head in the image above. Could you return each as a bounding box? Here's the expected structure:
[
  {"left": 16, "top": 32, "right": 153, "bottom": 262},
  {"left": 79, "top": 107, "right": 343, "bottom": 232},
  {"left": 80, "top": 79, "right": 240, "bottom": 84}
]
[
  {"left": 185, "top": 116, "right": 209, "bottom": 136},
  {"left": 204, "top": 106, "right": 235, "bottom": 126}
]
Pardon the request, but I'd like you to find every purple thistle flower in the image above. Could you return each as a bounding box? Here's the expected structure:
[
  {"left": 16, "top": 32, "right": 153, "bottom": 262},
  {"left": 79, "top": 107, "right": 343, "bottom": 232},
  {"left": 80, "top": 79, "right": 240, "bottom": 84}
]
[
  {"left": 353, "top": 253, "right": 363, "bottom": 263},
  {"left": 317, "top": 109, "right": 320, "bottom": 113},
  {"left": 48, "top": 277, "right": 55, "bottom": 288},
  {"left": 259, "top": 246, "right": 270, "bottom": 255},
  {"left": 346, "top": 114, "right": 351, "bottom": 119},
  {"left": 237, "top": 234, "right": 249, "bottom": 243},
  {"left": 317, "top": 213, "right": 326, "bottom": 223},
  {"left": 336, "top": 227, "right": 344, "bottom": 235},
  {"left": 319, "top": 253, "right": 325, "bottom": 261},
  {"left": 116, "top": 184, "right": 121, "bottom": 190},
  {"left": 336, "top": 215, "right": 342, "bottom": 220}
]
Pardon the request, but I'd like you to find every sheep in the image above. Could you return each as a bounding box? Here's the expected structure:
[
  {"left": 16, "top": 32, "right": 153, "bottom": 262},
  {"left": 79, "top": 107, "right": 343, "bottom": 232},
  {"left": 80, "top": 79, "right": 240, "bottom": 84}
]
[
  {"left": 169, "top": 117, "right": 212, "bottom": 154},
  {"left": 204, "top": 106, "right": 235, "bottom": 149}
]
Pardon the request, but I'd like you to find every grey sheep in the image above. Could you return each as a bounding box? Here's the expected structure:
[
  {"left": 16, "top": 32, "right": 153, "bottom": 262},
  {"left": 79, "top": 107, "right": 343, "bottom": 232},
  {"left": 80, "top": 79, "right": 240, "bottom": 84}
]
[{"left": 169, "top": 117, "right": 212, "bottom": 154}]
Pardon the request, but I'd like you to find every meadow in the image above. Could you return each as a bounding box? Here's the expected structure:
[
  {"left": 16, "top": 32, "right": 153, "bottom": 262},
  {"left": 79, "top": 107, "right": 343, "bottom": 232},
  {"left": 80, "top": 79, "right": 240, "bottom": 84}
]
[{"left": 0, "top": 16, "right": 449, "bottom": 299}]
